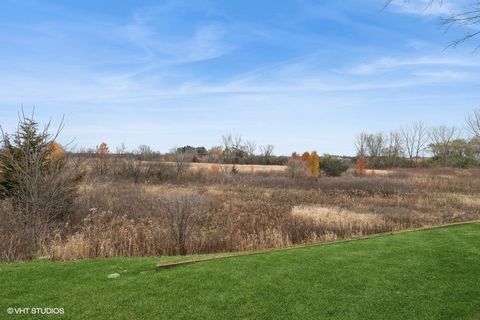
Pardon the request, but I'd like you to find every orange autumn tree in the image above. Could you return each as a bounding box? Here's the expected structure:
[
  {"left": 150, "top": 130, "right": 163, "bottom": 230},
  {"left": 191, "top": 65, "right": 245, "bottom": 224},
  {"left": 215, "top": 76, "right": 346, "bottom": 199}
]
[
  {"left": 355, "top": 156, "right": 366, "bottom": 176},
  {"left": 47, "top": 142, "right": 65, "bottom": 161},
  {"left": 287, "top": 151, "right": 320, "bottom": 177},
  {"left": 301, "top": 151, "right": 310, "bottom": 162}
]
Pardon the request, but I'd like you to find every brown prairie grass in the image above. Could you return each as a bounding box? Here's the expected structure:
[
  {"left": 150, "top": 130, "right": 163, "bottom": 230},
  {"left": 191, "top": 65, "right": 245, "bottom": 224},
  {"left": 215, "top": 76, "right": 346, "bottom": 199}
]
[
  {"left": 291, "top": 205, "right": 392, "bottom": 236},
  {"left": 185, "top": 162, "right": 287, "bottom": 173},
  {"left": 46, "top": 211, "right": 171, "bottom": 259},
  {"left": 17, "top": 166, "right": 480, "bottom": 261}
]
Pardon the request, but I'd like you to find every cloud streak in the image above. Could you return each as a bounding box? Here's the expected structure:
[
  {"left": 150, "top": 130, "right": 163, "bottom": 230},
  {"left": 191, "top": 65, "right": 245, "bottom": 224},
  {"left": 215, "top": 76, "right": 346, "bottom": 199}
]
[{"left": 343, "top": 56, "right": 480, "bottom": 75}]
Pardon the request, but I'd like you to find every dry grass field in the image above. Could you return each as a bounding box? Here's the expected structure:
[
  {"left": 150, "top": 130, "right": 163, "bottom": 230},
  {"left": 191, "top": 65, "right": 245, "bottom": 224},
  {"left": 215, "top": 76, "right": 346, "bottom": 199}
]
[
  {"left": 8, "top": 162, "right": 472, "bottom": 261},
  {"left": 175, "top": 162, "right": 288, "bottom": 173},
  {"left": 2, "top": 152, "right": 480, "bottom": 262}
]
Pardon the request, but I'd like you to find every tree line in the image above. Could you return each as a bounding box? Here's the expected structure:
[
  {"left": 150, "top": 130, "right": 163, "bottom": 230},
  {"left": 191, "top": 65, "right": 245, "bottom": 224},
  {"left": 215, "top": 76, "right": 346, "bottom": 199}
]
[
  {"left": 354, "top": 109, "right": 480, "bottom": 168},
  {"left": 73, "top": 133, "right": 285, "bottom": 166}
]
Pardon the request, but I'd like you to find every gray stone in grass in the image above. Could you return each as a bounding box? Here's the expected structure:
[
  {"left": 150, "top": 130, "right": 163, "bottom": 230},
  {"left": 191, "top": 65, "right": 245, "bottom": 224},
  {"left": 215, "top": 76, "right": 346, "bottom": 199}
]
[
  {"left": 38, "top": 255, "right": 51, "bottom": 261},
  {"left": 107, "top": 273, "right": 121, "bottom": 279}
]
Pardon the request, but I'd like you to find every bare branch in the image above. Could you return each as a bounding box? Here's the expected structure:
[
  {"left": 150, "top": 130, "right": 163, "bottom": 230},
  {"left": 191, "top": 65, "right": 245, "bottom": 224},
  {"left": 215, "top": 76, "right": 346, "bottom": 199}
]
[{"left": 386, "top": 0, "right": 480, "bottom": 47}]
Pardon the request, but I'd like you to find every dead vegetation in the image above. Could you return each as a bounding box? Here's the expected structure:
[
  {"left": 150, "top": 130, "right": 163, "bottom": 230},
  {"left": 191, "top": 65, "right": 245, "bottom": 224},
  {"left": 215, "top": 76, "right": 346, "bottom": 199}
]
[{"left": 28, "top": 166, "right": 479, "bottom": 260}]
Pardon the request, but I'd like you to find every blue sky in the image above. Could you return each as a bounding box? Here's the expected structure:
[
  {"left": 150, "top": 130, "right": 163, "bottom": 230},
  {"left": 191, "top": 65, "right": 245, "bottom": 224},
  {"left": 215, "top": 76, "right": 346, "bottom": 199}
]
[{"left": 0, "top": 0, "right": 479, "bottom": 155}]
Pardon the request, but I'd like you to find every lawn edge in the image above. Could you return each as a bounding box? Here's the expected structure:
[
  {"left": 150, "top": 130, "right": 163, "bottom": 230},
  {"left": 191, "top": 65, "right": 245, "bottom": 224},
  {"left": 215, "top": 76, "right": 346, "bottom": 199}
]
[{"left": 156, "top": 219, "right": 480, "bottom": 269}]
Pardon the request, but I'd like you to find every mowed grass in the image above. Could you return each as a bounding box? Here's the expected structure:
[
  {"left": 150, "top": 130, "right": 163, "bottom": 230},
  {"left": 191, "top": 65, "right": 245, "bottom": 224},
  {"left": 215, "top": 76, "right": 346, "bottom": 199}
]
[{"left": 1, "top": 223, "right": 479, "bottom": 320}]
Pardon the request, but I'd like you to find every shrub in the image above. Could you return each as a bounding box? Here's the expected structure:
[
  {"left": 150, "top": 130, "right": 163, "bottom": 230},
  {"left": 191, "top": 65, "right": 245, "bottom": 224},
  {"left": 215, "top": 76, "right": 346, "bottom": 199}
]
[
  {"left": 120, "top": 158, "right": 143, "bottom": 182},
  {"left": 114, "top": 159, "right": 175, "bottom": 183},
  {"left": 158, "top": 193, "right": 208, "bottom": 255},
  {"left": 0, "top": 199, "right": 31, "bottom": 261},
  {"left": 93, "top": 142, "right": 110, "bottom": 175},
  {"left": 321, "top": 156, "right": 349, "bottom": 177},
  {"left": 170, "top": 148, "right": 191, "bottom": 180},
  {"left": 286, "top": 158, "right": 309, "bottom": 178},
  {"left": 355, "top": 156, "right": 367, "bottom": 176}
]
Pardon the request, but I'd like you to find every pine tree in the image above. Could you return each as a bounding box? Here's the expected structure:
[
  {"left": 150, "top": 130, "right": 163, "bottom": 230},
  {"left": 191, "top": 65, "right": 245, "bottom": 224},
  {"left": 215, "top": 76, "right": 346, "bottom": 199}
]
[
  {"left": 0, "top": 117, "right": 60, "bottom": 198},
  {"left": 0, "top": 113, "right": 81, "bottom": 221}
]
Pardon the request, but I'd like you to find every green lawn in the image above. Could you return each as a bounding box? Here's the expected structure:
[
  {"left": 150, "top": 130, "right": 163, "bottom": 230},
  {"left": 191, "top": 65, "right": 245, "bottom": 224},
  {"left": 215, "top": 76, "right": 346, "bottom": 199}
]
[{"left": 1, "top": 223, "right": 479, "bottom": 319}]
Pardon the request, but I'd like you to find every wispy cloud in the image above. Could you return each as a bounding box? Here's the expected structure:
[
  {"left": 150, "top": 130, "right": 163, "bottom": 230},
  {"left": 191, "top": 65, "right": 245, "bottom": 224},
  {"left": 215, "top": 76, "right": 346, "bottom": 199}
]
[
  {"left": 343, "top": 56, "right": 480, "bottom": 76},
  {"left": 2, "top": 49, "right": 479, "bottom": 106},
  {"left": 411, "top": 70, "right": 475, "bottom": 80},
  {"left": 120, "top": 19, "right": 232, "bottom": 64}
]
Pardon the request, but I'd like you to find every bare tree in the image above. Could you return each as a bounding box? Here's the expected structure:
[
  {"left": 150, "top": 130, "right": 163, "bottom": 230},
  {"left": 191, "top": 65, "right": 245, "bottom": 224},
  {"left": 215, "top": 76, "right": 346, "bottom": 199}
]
[
  {"left": 112, "top": 143, "right": 127, "bottom": 176},
  {"left": 260, "top": 144, "right": 275, "bottom": 165},
  {"left": 232, "top": 134, "right": 244, "bottom": 163},
  {"left": 401, "top": 121, "right": 429, "bottom": 166},
  {"left": 221, "top": 134, "right": 234, "bottom": 163},
  {"left": 391, "top": 130, "right": 404, "bottom": 157},
  {"left": 170, "top": 147, "right": 190, "bottom": 179},
  {"left": 160, "top": 193, "right": 207, "bottom": 255},
  {"left": 355, "top": 132, "right": 369, "bottom": 157},
  {"left": 221, "top": 133, "right": 248, "bottom": 163},
  {"left": 244, "top": 140, "right": 257, "bottom": 157},
  {"left": 429, "top": 125, "right": 460, "bottom": 165},
  {"left": 207, "top": 146, "right": 223, "bottom": 163},
  {"left": 413, "top": 121, "right": 430, "bottom": 163},
  {"left": 115, "top": 143, "right": 127, "bottom": 155},
  {"left": 366, "top": 132, "right": 387, "bottom": 168},
  {"left": 137, "top": 144, "right": 155, "bottom": 161},
  {"left": 384, "top": 130, "right": 404, "bottom": 167},
  {"left": 402, "top": 126, "right": 415, "bottom": 164},
  {"left": 232, "top": 135, "right": 243, "bottom": 152},
  {"left": 466, "top": 108, "right": 480, "bottom": 138}
]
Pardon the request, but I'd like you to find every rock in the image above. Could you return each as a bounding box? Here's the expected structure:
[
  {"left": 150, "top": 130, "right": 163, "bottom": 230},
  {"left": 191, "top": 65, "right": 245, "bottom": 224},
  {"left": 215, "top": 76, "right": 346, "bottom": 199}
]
[{"left": 38, "top": 255, "right": 51, "bottom": 261}]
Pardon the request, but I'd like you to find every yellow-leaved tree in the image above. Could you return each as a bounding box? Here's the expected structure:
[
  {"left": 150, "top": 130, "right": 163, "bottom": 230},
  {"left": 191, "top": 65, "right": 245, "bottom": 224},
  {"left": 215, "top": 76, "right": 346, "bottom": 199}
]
[{"left": 309, "top": 151, "right": 320, "bottom": 177}]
